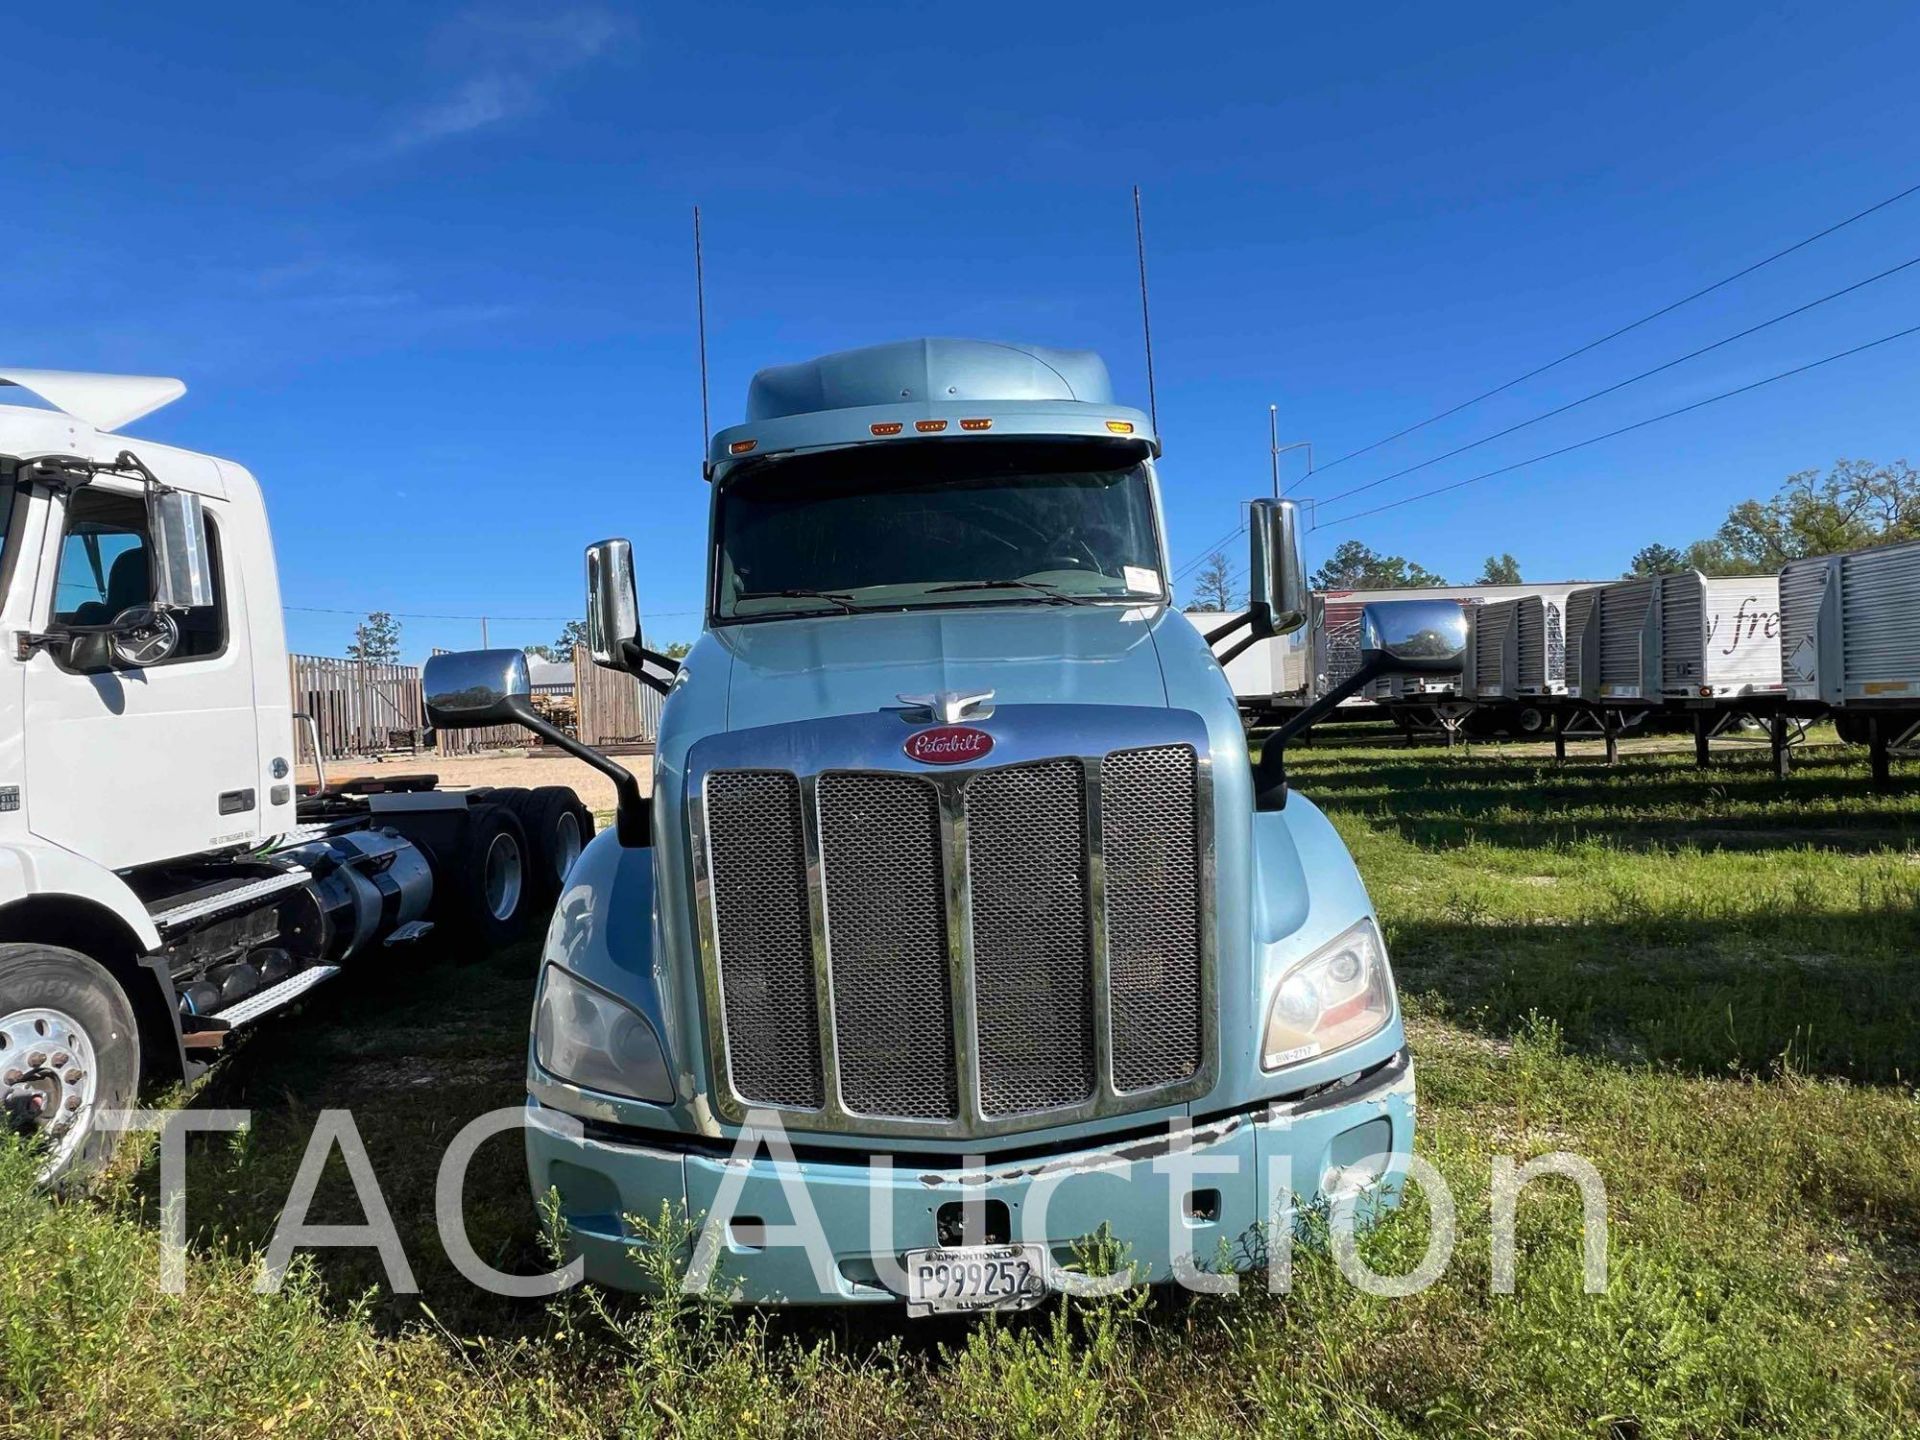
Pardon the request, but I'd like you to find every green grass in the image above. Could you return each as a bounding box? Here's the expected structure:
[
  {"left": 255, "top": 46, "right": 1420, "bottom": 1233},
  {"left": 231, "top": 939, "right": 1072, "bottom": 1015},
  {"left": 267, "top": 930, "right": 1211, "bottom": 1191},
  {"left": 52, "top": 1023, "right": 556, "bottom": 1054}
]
[{"left": 4, "top": 729, "right": 1917, "bottom": 1437}]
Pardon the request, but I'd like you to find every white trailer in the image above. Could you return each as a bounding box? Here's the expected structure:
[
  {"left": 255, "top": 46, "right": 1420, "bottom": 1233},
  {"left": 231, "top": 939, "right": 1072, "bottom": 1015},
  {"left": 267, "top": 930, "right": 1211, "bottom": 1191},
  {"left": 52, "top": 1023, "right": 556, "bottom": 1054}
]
[
  {"left": 1180, "top": 609, "right": 1309, "bottom": 719},
  {"left": 1657, "top": 573, "right": 1784, "bottom": 700},
  {"left": 1780, "top": 537, "right": 1920, "bottom": 780},
  {"left": 1567, "top": 572, "right": 1783, "bottom": 703},
  {"left": 0, "top": 370, "right": 596, "bottom": 1183},
  {"left": 1566, "top": 577, "right": 1658, "bottom": 701},
  {"left": 1781, "top": 538, "right": 1920, "bottom": 706}
]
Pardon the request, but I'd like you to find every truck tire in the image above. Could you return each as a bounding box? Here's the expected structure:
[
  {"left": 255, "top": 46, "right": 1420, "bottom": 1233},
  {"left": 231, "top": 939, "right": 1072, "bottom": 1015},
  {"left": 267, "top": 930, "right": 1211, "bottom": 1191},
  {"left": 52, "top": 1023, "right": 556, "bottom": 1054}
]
[
  {"left": 443, "top": 804, "right": 533, "bottom": 956},
  {"left": 0, "top": 944, "right": 139, "bottom": 1188},
  {"left": 504, "top": 786, "right": 595, "bottom": 908}
]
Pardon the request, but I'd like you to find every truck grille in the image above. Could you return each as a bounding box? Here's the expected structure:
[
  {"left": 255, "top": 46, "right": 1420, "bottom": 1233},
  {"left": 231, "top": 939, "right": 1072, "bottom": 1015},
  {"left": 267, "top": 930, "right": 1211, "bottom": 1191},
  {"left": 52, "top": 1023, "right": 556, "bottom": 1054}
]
[
  {"left": 703, "top": 771, "right": 823, "bottom": 1109},
  {"left": 697, "top": 739, "right": 1211, "bottom": 1134},
  {"left": 818, "top": 773, "right": 958, "bottom": 1119},
  {"left": 1100, "top": 746, "right": 1204, "bottom": 1092},
  {"left": 965, "top": 761, "right": 1097, "bottom": 1115}
]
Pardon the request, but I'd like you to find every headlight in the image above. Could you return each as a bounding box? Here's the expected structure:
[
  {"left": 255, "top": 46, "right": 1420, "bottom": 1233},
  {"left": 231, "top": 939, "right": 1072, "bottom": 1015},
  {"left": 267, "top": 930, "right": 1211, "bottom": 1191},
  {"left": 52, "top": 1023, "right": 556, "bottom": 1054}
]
[
  {"left": 533, "top": 964, "right": 674, "bottom": 1104},
  {"left": 1261, "top": 918, "right": 1395, "bottom": 1072}
]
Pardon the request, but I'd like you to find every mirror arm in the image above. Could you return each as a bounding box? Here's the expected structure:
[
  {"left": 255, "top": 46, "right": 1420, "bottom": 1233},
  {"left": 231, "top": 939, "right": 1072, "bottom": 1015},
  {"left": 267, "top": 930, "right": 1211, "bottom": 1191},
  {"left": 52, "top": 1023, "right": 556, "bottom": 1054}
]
[
  {"left": 1253, "top": 654, "right": 1390, "bottom": 811},
  {"left": 506, "top": 703, "right": 652, "bottom": 848},
  {"left": 618, "top": 638, "right": 679, "bottom": 695},
  {"left": 1204, "top": 604, "right": 1274, "bottom": 666}
]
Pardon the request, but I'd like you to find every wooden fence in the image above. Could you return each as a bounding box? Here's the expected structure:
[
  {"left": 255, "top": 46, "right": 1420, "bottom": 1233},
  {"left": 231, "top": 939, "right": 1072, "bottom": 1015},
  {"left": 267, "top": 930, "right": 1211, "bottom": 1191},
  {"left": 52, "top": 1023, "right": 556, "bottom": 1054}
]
[
  {"left": 288, "top": 655, "right": 425, "bottom": 761},
  {"left": 573, "top": 645, "right": 664, "bottom": 747},
  {"left": 288, "top": 648, "right": 662, "bottom": 763}
]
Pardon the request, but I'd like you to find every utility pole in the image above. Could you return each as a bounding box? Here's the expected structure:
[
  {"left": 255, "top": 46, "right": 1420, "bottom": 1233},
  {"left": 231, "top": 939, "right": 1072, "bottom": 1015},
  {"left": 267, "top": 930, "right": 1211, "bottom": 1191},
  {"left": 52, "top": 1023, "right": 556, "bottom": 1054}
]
[
  {"left": 1269, "top": 405, "right": 1280, "bottom": 498},
  {"left": 1269, "top": 405, "right": 1313, "bottom": 499}
]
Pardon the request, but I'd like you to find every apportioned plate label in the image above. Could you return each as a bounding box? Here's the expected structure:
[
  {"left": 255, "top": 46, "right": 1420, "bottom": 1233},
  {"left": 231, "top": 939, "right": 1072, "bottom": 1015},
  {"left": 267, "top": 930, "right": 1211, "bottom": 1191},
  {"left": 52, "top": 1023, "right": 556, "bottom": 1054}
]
[{"left": 904, "top": 725, "right": 994, "bottom": 765}]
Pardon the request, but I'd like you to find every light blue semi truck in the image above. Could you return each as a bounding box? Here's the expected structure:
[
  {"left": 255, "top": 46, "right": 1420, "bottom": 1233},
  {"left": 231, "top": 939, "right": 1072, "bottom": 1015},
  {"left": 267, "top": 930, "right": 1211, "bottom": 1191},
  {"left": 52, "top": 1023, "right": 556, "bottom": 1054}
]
[{"left": 426, "top": 338, "right": 1464, "bottom": 1312}]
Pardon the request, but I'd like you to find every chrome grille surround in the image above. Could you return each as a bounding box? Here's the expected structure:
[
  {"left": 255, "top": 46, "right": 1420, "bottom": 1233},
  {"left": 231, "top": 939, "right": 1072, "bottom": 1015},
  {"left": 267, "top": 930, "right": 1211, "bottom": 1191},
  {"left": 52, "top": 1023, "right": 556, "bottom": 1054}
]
[{"left": 687, "top": 705, "right": 1217, "bottom": 1139}]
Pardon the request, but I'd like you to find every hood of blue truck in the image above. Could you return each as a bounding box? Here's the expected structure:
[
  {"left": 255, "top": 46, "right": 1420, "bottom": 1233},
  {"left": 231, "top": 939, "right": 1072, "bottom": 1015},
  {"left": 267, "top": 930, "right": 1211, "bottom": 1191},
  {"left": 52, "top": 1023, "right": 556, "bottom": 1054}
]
[{"left": 712, "top": 603, "right": 1174, "bottom": 730}]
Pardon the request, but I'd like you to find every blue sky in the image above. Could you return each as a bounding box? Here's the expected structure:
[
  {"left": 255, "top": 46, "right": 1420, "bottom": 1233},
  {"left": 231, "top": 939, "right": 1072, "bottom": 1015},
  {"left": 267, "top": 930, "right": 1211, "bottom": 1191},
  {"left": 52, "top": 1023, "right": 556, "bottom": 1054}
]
[{"left": 5, "top": 1, "right": 1918, "bottom": 658}]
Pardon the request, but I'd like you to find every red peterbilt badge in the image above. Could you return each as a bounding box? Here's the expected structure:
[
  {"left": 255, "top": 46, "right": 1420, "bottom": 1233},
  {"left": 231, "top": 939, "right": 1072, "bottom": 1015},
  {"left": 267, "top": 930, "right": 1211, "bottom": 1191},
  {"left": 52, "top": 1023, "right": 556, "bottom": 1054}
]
[{"left": 904, "top": 725, "right": 994, "bottom": 764}]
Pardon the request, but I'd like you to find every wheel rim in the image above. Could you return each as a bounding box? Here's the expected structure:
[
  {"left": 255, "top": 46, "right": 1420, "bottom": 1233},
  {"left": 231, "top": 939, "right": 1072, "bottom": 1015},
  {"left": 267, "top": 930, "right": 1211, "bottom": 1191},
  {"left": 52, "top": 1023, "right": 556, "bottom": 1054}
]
[
  {"left": 1, "top": 1006, "right": 101, "bottom": 1182},
  {"left": 553, "top": 812, "right": 583, "bottom": 883},
  {"left": 483, "top": 832, "right": 524, "bottom": 921},
  {"left": 1519, "top": 708, "right": 1545, "bottom": 733}
]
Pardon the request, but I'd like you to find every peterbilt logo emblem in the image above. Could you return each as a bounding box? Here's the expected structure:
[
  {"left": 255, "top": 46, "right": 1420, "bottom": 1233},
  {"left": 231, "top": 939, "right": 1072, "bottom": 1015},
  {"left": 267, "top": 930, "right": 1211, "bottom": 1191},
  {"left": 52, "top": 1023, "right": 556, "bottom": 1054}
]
[{"left": 904, "top": 726, "right": 994, "bottom": 764}]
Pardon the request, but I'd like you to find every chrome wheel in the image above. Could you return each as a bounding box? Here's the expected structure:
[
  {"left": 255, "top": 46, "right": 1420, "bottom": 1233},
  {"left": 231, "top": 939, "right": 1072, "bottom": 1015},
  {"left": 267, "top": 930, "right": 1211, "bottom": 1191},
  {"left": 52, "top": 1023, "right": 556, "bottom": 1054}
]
[
  {"left": 1, "top": 1006, "right": 100, "bottom": 1182},
  {"left": 483, "top": 831, "right": 524, "bottom": 922},
  {"left": 553, "top": 811, "right": 583, "bottom": 883}
]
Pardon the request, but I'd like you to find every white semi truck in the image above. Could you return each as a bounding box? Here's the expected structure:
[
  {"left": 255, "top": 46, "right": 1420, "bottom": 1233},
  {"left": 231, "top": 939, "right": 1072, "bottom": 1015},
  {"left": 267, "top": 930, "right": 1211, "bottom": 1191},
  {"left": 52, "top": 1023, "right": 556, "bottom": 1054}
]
[{"left": 0, "top": 370, "right": 592, "bottom": 1183}]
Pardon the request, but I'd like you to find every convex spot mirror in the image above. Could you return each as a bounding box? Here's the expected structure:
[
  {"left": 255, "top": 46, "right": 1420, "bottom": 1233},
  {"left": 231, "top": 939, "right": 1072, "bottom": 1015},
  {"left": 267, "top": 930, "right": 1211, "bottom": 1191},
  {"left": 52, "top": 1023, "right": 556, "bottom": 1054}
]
[
  {"left": 423, "top": 648, "right": 535, "bottom": 730},
  {"left": 1247, "top": 498, "right": 1308, "bottom": 637},
  {"left": 147, "top": 488, "right": 214, "bottom": 611},
  {"left": 1359, "top": 599, "right": 1468, "bottom": 674},
  {"left": 585, "top": 538, "right": 643, "bottom": 673}
]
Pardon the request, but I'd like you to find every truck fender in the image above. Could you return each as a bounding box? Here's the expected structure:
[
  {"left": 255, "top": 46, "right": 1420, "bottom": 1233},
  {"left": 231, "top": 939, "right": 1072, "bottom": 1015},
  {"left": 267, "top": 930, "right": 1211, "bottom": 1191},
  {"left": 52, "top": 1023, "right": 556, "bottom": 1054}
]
[{"left": 0, "top": 841, "right": 190, "bottom": 1083}]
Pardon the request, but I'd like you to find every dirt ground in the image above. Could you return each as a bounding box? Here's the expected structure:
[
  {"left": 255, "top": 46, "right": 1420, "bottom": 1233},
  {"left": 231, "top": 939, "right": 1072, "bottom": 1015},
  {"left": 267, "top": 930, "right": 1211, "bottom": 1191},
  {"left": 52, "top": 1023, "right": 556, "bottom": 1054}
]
[{"left": 300, "top": 747, "right": 650, "bottom": 817}]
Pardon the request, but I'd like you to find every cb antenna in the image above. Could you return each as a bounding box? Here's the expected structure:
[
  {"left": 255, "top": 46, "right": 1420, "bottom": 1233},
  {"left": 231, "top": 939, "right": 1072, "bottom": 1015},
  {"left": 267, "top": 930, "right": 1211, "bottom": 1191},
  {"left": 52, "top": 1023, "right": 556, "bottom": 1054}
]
[
  {"left": 694, "top": 204, "right": 712, "bottom": 474},
  {"left": 1132, "top": 185, "right": 1161, "bottom": 442}
]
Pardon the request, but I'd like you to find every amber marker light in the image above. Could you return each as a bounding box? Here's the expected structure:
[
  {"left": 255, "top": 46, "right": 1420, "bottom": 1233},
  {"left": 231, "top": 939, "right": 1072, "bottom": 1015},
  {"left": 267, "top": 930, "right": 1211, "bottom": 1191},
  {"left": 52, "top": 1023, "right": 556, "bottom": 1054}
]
[
  {"left": 915, "top": 419, "right": 949, "bottom": 433},
  {"left": 960, "top": 418, "right": 992, "bottom": 431},
  {"left": 1106, "top": 419, "right": 1135, "bottom": 434},
  {"left": 728, "top": 439, "right": 757, "bottom": 455},
  {"left": 871, "top": 422, "right": 904, "bottom": 436}
]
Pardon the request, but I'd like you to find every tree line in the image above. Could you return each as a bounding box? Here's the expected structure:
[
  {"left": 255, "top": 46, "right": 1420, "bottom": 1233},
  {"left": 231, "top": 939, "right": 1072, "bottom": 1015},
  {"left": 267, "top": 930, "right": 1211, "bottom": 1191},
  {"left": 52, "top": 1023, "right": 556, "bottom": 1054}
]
[
  {"left": 1184, "top": 458, "right": 1918, "bottom": 609},
  {"left": 343, "top": 613, "right": 690, "bottom": 665}
]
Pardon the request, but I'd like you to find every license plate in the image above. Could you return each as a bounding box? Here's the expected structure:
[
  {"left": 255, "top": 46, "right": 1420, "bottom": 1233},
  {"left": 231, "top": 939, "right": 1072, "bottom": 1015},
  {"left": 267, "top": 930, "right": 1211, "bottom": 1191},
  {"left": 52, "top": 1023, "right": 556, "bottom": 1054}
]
[{"left": 904, "top": 1243, "right": 1048, "bottom": 1316}]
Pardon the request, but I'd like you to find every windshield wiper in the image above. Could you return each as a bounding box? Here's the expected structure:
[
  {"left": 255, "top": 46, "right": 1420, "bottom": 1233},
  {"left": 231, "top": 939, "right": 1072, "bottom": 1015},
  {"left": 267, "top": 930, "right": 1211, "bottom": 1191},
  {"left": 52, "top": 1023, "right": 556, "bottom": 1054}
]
[
  {"left": 924, "top": 579, "right": 1096, "bottom": 605},
  {"left": 733, "top": 587, "right": 861, "bottom": 613}
]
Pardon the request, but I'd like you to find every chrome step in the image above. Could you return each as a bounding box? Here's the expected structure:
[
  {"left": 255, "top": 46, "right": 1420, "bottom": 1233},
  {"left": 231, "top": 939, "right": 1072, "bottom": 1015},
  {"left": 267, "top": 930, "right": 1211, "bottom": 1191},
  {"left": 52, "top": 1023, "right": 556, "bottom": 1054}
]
[
  {"left": 209, "top": 964, "right": 340, "bottom": 1028},
  {"left": 152, "top": 868, "right": 312, "bottom": 933},
  {"left": 384, "top": 920, "right": 434, "bottom": 945}
]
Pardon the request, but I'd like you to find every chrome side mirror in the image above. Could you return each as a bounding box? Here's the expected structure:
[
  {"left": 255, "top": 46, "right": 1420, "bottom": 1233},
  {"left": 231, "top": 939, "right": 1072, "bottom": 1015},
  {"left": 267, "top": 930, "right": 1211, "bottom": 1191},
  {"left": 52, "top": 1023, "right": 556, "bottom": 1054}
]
[
  {"left": 1248, "top": 499, "right": 1308, "bottom": 637},
  {"left": 423, "top": 648, "right": 534, "bottom": 729},
  {"left": 586, "top": 538, "right": 643, "bottom": 673},
  {"left": 1359, "top": 599, "right": 1468, "bottom": 673},
  {"left": 147, "top": 488, "right": 214, "bottom": 610}
]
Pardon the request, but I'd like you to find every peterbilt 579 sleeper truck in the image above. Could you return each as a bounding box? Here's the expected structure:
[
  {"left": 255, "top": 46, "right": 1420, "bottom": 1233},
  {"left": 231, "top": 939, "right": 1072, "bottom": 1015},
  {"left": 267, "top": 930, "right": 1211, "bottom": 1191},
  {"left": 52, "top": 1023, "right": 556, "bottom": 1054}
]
[
  {"left": 0, "top": 370, "right": 592, "bottom": 1184},
  {"left": 426, "top": 338, "right": 1465, "bottom": 1312}
]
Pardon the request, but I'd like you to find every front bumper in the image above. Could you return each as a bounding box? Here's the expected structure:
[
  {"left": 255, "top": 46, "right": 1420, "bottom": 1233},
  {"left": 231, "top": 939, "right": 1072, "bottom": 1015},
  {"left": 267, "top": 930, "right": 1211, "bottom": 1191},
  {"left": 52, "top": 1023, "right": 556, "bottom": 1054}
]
[{"left": 526, "top": 1049, "right": 1415, "bottom": 1303}]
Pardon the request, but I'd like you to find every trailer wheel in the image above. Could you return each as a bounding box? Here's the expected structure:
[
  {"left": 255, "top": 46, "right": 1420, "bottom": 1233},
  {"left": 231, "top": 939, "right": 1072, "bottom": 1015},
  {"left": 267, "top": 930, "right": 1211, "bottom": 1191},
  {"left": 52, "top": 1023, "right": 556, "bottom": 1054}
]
[
  {"left": 504, "top": 787, "right": 595, "bottom": 907},
  {"left": 0, "top": 944, "right": 139, "bottom": 1188},
  {"left": 443, "top": 805, "right": 532, "bottom": 955},
  {"left": 1516, "top": 705, "right": 1547, "bottom": 734}
]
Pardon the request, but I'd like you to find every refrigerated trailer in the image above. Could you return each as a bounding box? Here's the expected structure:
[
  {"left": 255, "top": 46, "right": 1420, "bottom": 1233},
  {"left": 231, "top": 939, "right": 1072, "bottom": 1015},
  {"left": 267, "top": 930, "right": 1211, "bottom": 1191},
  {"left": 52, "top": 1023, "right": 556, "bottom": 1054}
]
[
  {"left": 1465, "top": 586, "right": 1581, "bottom": 703},
  {"left": 1568, "top": 571, "right": 1782, "bottom": 704},
  {"left": 1566, "top": 577, "right": 1658, "bottom": 702},
  {"left": 1781, "top": 536, "right": 1920, "bottom": 781},
  {"left": 1322, "top": 583, "right": 1584, "bottom": 709},
  {"left": 1657, "top": 573, "right": 1784, "bottom": 701}
]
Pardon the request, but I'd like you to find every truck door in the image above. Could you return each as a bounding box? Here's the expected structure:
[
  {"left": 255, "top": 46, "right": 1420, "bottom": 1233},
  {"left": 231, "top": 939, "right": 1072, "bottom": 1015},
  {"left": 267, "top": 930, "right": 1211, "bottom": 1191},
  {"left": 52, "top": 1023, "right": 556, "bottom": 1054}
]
[{"left": 22, "top": 481, "right": 260, "bottom": 869}]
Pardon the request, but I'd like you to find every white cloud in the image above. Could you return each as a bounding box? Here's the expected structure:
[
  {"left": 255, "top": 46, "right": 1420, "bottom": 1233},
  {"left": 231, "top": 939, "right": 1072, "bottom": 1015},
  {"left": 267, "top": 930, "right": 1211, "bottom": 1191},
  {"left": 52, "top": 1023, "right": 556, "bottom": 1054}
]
[{"left": 371, "top": 6, "right": 629, "bottom": 156}]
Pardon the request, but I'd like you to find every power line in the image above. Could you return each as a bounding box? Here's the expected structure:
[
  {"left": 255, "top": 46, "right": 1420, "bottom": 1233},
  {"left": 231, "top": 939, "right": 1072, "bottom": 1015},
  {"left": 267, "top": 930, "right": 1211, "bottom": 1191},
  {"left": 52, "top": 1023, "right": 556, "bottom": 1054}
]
[
  {"left": 1313, "top": 249, "right": 1920, "bottom": 509},
  {"left": 1310, "top": 177, "right": 1920, "bottom": 475},
  {"left": 1172, "top": 519, "right": 1248, "bottom": 581},
  {"left": 1313, "top": 319, "right": 1920, "bottom": 529}
]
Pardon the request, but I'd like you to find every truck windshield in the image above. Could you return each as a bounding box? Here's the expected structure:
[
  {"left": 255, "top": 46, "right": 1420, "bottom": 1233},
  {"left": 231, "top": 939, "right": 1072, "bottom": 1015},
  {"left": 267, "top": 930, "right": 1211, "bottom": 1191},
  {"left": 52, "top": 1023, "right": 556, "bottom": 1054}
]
[{"left": 714, "top": 440, "right": 1166, "bottom": 620}]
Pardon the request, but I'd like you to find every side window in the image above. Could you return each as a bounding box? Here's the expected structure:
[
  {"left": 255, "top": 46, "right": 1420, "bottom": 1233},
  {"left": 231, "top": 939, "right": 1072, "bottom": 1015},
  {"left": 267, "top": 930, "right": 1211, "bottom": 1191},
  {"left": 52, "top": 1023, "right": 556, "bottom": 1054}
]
[{"left": 51, "top": 487, "right": 226, "bottom": 661}]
